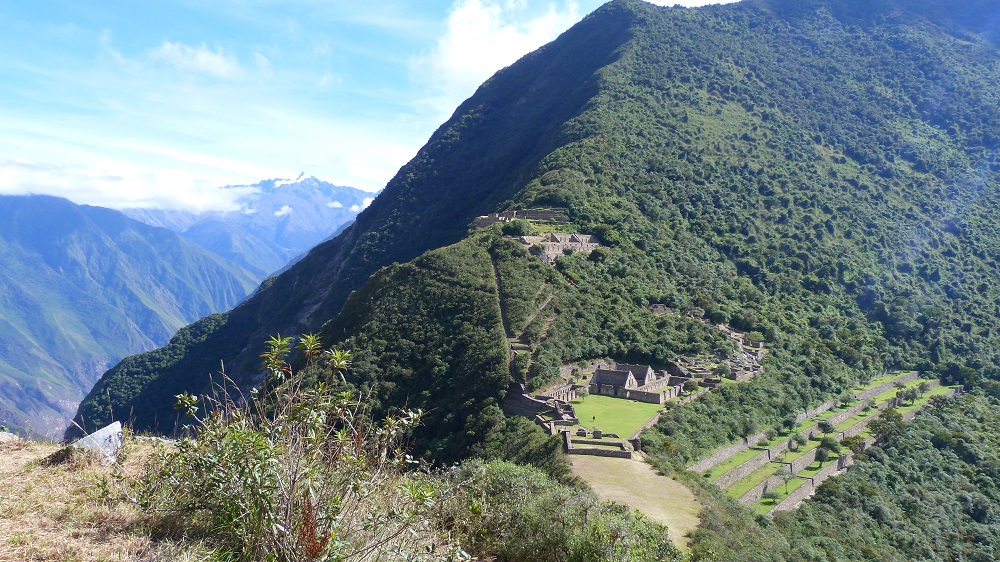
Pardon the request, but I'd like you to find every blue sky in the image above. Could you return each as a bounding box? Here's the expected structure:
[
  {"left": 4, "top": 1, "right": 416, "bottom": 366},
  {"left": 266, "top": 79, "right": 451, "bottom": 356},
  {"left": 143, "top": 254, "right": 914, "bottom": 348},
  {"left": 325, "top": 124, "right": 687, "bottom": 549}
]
[{"left": 0, "top": 0, "right": 737, "bottom": 211}]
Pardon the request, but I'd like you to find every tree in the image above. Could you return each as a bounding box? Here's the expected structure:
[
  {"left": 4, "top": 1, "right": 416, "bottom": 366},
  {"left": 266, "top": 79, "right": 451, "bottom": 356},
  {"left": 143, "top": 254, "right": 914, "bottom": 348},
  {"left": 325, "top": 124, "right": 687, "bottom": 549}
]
[
  {"left": 815, "top": 447, "right": 830, "bottom": 467},
  {"left": 500, "top": 219, "right": 533, "bottom": 237},
  {"left": 819, "top": 436, "right": 842, "bottom": 454},
  {"left": 775, "top": 466, "right": 792, "bottom": 494},
  {"left": 763, "top": 489, "right": 782, "bottom": 504},
  {"left": 818, "top": 420, "right": 835, "bottom": 435},
  {"left": 841, "top": 434, "right": 866, "bottom": 455},
  {"left": 869, "top": 408, "right": 904, "bottom": 441}
]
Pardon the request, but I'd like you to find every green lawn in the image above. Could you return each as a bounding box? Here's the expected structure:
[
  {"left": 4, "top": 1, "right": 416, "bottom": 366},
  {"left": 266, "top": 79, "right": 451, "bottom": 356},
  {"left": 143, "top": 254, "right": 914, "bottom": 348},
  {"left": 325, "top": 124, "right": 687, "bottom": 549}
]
[{"left": 569, "top": 394, "right": 663, "bottom": 438}]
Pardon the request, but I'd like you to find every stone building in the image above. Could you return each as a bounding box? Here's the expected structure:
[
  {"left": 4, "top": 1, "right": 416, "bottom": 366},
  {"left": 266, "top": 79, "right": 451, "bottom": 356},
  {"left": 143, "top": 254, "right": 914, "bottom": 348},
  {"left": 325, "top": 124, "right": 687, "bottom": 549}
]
[
  {"left": 588, "top": 361, "right": 690, "bottom": 404},
  {"left": 518, "top": 233, "right": 602, "bottom": 263}
]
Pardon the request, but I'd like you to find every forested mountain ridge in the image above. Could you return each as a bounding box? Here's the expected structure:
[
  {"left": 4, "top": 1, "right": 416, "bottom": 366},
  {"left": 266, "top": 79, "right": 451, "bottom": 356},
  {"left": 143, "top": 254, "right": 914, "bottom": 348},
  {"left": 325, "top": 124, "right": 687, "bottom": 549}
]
[
  {"left": 0, "top": 195, "right": 257, "bottom": 437},
  {"left": 73, "top": 0, "right": 1000, "bottom": 499}
]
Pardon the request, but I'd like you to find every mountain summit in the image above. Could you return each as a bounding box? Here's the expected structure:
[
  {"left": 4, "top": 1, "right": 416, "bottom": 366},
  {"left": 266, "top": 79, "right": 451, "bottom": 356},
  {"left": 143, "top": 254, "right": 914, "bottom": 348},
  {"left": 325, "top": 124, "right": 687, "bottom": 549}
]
[{"left": 123, "top": 175, "right": 375, "bottom": 278}]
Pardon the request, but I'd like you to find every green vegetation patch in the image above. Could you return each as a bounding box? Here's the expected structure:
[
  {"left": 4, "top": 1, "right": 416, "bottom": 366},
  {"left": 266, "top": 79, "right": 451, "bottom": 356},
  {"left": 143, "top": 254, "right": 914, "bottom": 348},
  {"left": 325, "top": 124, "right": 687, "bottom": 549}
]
[
  {"left": 704, "top": 447, "right": 766, "bottom": 483},
  {"left": 570, "top": 394, "right": 663, "bottom": 438}
]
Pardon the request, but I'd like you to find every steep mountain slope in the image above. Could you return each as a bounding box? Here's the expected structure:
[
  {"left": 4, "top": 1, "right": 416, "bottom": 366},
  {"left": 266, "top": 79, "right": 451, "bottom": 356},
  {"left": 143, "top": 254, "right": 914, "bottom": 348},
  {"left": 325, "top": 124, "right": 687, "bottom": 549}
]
[
  {"left": 75, "top": 0, "right": 1000, "bottom": 474},
  {"left": 0, "top": 195, "right": 257, "bottom": 436},
  {"left": 123, "top": 174, "right": 374, "bottom": 277},
  {"left": 69, "top": 2, "right": 637, "bottom": 439}
]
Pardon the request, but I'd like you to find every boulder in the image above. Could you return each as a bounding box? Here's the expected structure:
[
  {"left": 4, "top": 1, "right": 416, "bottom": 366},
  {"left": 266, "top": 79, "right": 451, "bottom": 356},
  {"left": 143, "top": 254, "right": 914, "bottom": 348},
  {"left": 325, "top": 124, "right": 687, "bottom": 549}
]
[
  {"left": 0, "top": 431, "right": 19, "bottom": 443},
  {"left": 72, "top": 421, "right": 123, "bottom": 463}
]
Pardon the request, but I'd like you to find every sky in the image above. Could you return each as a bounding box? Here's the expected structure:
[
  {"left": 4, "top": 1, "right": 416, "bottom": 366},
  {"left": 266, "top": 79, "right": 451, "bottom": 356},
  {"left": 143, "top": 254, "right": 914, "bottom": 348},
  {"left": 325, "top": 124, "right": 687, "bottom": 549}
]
[{"left": 0, "top": 0, "right": 739, "bottom": 211}]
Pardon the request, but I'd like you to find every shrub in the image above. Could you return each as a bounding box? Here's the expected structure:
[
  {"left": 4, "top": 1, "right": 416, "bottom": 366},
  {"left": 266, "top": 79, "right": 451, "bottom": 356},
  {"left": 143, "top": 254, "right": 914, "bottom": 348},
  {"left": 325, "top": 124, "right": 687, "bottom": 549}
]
[
  {"left": 113, "top": 337, "right": 450, "bottom": 562},
  {"left": 434, "top": 460, "right": 681, "bottom": 561}
]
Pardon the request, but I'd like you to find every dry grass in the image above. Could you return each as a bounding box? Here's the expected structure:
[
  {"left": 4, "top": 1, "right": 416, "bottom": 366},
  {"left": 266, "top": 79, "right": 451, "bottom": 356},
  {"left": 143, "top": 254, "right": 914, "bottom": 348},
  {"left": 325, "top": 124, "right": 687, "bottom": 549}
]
[
  {"left": 0, "top": 438, "right": 210, "bottom": 562},
  {"left": 570, "top": 454, "right": 702, "bottom": 551}
]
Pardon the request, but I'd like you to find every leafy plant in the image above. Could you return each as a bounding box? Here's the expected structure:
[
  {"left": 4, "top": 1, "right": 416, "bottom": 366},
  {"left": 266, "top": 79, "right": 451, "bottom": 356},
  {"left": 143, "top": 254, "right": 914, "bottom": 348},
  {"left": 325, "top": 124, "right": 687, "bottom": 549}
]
[{"left": 112, "top": 337, "right": 445, "bottom": 562}]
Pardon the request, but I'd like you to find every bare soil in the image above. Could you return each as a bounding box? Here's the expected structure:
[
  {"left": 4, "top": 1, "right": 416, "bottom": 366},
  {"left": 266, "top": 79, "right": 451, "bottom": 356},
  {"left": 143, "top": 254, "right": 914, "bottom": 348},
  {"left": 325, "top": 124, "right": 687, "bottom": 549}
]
[{"left": 569, "top": 454, "right": 702, "bottom": 551}]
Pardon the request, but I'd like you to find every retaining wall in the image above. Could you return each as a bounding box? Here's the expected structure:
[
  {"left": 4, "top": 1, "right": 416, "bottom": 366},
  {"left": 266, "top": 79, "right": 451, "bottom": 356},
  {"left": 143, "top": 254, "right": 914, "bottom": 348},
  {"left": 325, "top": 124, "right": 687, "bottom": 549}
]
[
  {"left": 768, "top": 385, "right": 953, "bottom": 515},
  {"left": 855, "top": 372, "right": 919, "bottom": 402},
  {"left": 713, "top": 451, "right": 772, "bottom": 489},
  {"left": 788, "top": 448, "right": 819, "bottom": 474},
  {"left": 738, "top": 473, "right": 790, "bottom": 506},
  {"left": 689, "top": 431, "right": 768, "bottom": 474},
  {"left": 689, "top": 398, "right": 836, "bottom": 474}
]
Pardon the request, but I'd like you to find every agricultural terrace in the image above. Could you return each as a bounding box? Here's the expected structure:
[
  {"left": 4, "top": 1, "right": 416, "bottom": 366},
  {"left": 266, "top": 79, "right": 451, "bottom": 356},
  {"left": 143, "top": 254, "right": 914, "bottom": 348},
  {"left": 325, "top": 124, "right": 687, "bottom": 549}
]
[{"left": 692, "top": 371, "right": 960, "bottom": 515}]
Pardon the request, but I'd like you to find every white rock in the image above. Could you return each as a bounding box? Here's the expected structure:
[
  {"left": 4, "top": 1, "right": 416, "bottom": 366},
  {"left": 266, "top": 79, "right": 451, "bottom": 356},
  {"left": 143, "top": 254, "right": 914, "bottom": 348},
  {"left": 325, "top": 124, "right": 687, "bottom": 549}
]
[
  {"left": 0, "top": 431, "right": 19, "bottom": 443},
  {"left": 72, "top": 421, "right": 123, "bottom": 462}
]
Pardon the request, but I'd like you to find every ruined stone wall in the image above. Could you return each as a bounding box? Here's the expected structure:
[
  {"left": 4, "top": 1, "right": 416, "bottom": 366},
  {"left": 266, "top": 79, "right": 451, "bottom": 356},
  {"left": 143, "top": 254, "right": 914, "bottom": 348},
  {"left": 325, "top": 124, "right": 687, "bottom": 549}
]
[
  {"left": 621, "top": 388, "right": 666, "bottom": 404},
  {"left": 563, "top": 433, "right": 633, "bottom": 459},
  {"left": 636, "top": 377, "right": 676, "bottom": 392},
  {"left": 501, "top": 392, "right": 550, "bottom": 418}
]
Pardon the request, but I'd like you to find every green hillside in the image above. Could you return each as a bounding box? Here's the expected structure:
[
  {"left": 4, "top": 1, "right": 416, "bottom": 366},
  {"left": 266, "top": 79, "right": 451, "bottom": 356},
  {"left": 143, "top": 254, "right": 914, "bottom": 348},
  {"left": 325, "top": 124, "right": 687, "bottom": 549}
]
[
  {"left": 73, "top": 0, "right": 1000, "bottom": 556},
  {"left": 0, "top": 195, "right": 258, "bottom": 437}
]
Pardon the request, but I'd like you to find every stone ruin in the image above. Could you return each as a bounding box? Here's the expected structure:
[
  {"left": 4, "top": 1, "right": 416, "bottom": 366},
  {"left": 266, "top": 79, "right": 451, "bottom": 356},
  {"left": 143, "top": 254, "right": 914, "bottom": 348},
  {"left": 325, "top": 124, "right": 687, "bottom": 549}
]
[
  {"left": 517, "top": 233, "right": 602, "bottom": 264},
  {"left": 472, "top": 208, "right": 570, "bottom": 228},
  {"left": 588, "top": 362, "right": 693, "bottom": 404}
]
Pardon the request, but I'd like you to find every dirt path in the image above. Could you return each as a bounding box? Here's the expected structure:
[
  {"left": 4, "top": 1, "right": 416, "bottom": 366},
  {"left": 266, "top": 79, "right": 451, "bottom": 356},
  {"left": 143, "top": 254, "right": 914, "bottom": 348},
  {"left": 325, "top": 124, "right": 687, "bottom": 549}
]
[
  {"left": 570, "top": 455, "right": 702, "bottom": 551},
  {"left": 514, "top": 290, "right": 554, "bottom": 340}
]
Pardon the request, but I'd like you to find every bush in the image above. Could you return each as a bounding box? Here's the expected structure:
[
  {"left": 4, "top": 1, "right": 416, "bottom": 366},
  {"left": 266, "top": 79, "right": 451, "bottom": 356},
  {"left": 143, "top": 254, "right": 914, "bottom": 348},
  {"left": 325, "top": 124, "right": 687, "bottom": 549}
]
[
  {"left": 434, "top": 460, "right": 682, "bottom": 561},
  {"left": 114, "top": 338, "right": 449, "bottom": 562}
]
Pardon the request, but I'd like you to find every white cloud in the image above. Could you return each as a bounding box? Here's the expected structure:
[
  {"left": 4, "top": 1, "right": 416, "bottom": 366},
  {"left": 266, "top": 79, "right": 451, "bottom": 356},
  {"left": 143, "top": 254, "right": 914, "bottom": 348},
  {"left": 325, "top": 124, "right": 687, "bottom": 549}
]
[
  {"left": 327, "top": 200, "right": 343, "bottom": 208},
  {"left": 411, "top": 0, "right": 582, "bottom": 116},
  {"left": 274, "top": 205, "right": 292, "bottom": 217},
  {"left": 349, "top": 203, "right": 361, "bottom": 212},
  {"left": 150, "top": 41, "right": 245, "bottom": 80},
  {"left": 0, "top": 157, "right": 254, "bottom": 211},
  {"left": 362, "top": 197, "right": 374, "bottom": 208}
]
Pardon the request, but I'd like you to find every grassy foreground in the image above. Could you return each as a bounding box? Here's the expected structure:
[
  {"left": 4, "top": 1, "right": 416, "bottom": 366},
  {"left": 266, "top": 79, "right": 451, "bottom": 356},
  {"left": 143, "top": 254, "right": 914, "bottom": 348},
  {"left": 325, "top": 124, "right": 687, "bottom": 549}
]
[{"left": 0, "top": 438, "right": 207, "bottom": 562}]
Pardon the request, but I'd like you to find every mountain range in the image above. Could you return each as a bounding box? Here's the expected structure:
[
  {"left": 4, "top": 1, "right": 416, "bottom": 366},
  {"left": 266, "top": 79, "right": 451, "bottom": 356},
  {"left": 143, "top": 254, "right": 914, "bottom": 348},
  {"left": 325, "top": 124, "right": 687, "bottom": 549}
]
[
  {"left": 122, "top": 174, "right": 376, "bottom": 278},
  {"left": 68, "top": 0, "right": 1000, "bottom": 558},
  {"left": 0, "top": 195, "right": 258, "bottom": 436}
]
